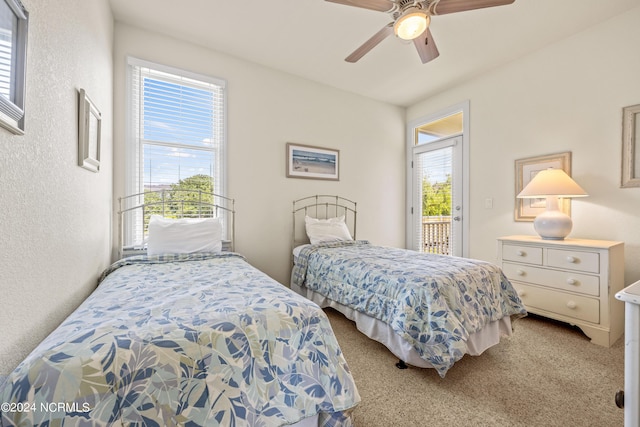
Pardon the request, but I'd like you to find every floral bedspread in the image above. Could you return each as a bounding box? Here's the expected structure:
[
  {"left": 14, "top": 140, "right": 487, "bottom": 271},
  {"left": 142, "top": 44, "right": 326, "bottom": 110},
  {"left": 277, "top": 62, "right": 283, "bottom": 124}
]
[
  {"left": 0, "top": 253, "right": 359, "bottom": 426},
  {"left": 292, "top": 241, "right": 527, "bottom": 377}
]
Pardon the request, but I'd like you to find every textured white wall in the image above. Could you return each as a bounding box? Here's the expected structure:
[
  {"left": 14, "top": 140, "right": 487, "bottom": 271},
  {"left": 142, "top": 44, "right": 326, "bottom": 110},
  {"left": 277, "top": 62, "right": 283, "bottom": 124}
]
[
  {"left": 0, "top": 0, "right": 113, "bottom": 375},
  {"left": 112, "top": 24, "right": 406, "bottom": 285},
  {"left": 407, "top": 6, "right": 640, "bottom": 285}
]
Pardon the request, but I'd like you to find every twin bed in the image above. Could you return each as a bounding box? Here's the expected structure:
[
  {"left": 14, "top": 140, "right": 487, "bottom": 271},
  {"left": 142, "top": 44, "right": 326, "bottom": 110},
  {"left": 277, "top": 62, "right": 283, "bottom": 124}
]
[
  {"left": 0, "top": 191, "right": 526, "bottom": 426},
  {"left": 0, "top": 191, "right": 359, "bottom": 427},
  {"left": 290, "top": 195, "right": 527, "bottom": 377}
]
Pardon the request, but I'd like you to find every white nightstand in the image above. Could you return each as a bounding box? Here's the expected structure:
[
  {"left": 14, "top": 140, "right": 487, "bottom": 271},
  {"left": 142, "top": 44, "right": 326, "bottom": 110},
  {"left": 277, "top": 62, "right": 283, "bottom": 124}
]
[{"left": 498, "top": 235, "right": 624, "bottom": 347}]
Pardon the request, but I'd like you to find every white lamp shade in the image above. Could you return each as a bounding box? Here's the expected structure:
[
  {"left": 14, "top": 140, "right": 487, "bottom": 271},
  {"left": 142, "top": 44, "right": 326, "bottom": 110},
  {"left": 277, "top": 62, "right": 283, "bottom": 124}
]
[
  {"left": 517, "top": 168, "right": 588, "bottom": 198},
  {"left": 517, "top": 168, "right": 588, "bottom": 240},
  {"left": 394, "top": 9, "right": 429, "bottom": 40}
]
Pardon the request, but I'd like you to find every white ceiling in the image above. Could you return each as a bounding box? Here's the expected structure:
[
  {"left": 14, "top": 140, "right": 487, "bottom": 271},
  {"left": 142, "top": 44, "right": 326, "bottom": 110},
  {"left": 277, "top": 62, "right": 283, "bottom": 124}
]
[{"left": 108, "top": 0, "right": 638, "bottom": 107}]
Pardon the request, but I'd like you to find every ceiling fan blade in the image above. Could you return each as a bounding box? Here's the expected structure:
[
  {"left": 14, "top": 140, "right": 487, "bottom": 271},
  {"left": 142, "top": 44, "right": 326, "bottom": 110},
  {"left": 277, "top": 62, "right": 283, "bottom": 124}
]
[
  {"left": 325, "top": 0, "right": 394, "bottom": 13},
  {"left": 413, "top": 28, "right": 439, "bottom": 64},
  {"left": 430, "top": 0, "right": 515, "bottom": 16},
  {"left": 345, "top": 23, "right": 393, "bottom": 63}
]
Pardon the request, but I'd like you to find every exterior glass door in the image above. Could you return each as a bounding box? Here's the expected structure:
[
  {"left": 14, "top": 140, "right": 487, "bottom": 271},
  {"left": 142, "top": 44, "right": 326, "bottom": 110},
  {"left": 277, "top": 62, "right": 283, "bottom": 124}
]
[{"left": 413, "top": 135, "right": 462, "bottom": 256}]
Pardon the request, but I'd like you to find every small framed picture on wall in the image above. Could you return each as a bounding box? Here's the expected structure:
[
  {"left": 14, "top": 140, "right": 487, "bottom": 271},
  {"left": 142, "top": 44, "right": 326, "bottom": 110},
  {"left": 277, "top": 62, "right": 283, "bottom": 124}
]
[
  {"left": 78, "top": 88, "right": 102, "bottom": 173},
  {"left": 286, "top": 142, "right": 339, "bottom": 181}
]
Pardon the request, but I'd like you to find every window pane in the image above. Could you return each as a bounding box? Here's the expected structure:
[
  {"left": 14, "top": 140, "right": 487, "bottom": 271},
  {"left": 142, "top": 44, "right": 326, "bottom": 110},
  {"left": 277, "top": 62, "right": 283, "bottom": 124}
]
[
  {"left": 135, "top": 64, "right": 224, "bottom": 194},
  {"left": 143, "top": 77, "right": 216, "bottom": 149},
  {"left": 143, "top": 143, "right": 214, "bottom": 190},
  {"left": 416, "top": 147, "right": 453, "bottom": 255},
  {"left": 416, "top": 112, "right": 463, "bottom": 145}
]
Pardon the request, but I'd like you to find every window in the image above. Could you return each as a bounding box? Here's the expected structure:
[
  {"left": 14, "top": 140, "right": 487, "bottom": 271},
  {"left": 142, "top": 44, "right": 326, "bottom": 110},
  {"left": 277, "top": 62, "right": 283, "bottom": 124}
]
[
  {"left": 0, "top": 0, "right": 27, "bottom": 134},
  {"left": 125, "top": 57, "right": 226, "bottom": 246}
]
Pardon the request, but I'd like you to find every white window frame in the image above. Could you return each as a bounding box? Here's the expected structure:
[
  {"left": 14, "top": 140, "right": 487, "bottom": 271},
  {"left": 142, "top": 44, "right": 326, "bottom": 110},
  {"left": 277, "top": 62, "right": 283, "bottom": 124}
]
[
  {"left": 0, "top": 0, "right": 27, "bottom": 135},
  {"left": 124, "top": 57, "right": 228, "bottom": 246}
]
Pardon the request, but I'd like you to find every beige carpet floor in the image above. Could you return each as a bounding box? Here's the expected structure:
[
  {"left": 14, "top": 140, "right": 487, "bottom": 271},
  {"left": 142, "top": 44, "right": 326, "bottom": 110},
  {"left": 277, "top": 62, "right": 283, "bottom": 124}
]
[{"left": 324, "top": 308, "right": 625, "bottom": 427}]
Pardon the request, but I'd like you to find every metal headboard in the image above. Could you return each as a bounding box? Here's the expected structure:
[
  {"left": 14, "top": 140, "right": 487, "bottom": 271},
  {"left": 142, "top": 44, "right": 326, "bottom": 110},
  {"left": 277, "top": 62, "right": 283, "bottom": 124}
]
[
  {"left": 292, "top": 195, "right": 357, "bottom": 250},
  {"left": 118, "top": 189, "right": 235, "bottom": 258}
]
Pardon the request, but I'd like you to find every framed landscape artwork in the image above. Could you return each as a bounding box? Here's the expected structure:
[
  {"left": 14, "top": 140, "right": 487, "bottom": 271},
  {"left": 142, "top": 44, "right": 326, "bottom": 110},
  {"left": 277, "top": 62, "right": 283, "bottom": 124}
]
[{"left": 286, "top": 143, "right": 339, "bottom": 181}]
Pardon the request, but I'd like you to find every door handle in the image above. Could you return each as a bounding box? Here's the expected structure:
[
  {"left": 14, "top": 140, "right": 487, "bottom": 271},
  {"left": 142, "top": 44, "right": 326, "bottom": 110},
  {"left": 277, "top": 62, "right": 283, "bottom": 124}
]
[{"left": 453, "top": 216, "right": 461, "bottom": 221}]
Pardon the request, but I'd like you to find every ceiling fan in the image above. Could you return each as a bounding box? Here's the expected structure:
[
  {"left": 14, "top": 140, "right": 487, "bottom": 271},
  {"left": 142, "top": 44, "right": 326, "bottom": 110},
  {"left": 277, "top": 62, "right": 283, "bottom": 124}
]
[{"left": 326, "top": 0, "right": 516, "bottom": 64}]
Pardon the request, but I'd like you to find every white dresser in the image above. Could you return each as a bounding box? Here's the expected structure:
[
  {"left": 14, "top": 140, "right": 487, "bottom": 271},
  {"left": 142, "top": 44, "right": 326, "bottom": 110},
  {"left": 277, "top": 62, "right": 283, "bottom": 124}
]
[{"left": 498, "top": 235, "right": 625, "bottom": 347}]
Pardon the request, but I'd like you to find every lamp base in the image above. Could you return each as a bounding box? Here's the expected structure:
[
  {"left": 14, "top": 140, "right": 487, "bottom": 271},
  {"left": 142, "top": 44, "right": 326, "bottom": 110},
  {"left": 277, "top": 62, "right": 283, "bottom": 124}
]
[{"left": 533, "top": 209, "right": 573, "bottom": 240}]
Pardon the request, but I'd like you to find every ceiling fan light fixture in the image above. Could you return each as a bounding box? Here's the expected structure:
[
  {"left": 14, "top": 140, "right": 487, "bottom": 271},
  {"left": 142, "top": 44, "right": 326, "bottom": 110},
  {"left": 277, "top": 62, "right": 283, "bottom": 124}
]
[{"left": 394, "top": 8, "right": 430, "bottom": 40}]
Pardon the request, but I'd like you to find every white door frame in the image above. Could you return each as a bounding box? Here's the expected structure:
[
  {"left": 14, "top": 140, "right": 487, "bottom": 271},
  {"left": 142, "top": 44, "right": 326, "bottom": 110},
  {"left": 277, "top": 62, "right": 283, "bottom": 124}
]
[{"left": 405, "top": 100, "right": 470, "bottom": 257}]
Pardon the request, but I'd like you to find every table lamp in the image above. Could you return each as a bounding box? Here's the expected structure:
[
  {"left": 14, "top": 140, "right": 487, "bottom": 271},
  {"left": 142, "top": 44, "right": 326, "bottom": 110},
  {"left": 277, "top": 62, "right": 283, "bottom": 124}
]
[{"left": 517, "top": 168, "right": 588, "bottom": 240}]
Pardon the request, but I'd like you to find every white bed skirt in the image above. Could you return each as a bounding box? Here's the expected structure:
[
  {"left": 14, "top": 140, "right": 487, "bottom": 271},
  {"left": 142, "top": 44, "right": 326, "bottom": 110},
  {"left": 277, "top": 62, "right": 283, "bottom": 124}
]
[
  {"left": 291, "top": 415, "right": 319, "bottom": 427},
  {"left": 291, "top": 283, "right": 513, "bottom": 369}
]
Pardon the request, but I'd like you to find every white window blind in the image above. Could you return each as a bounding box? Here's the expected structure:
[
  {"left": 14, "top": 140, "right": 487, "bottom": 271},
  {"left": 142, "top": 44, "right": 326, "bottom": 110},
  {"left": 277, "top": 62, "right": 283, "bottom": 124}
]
[
  {"left": 415, "top": 146, "right": 454, "bottom": 255},
  {"left": 125, "top": 58, "right": 227, "bottom": 246},
  {"left": 0, "top": 25, "right": 13, "bottom": 100}
]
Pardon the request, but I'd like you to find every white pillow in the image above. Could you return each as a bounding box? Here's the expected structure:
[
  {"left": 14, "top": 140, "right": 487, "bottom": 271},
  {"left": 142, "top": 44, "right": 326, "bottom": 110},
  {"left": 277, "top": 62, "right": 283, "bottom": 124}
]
[
  {"left": 147, "top": 215, "right": 222, "bottom": 256},
  {"left": 305, "top": 215, "right": 353, "bottom": 245}
]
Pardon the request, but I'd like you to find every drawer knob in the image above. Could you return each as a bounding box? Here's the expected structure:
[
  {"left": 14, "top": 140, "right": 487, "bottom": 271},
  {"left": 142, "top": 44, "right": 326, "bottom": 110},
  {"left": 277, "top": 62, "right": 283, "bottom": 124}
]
[
  {"left": 566, "top": 278, "right": 577, "bottom": 285},
  {"left": 566, "top": 301, "right": 577, "bottom": 309},
  {"left": 516, "top": 269, "right": 525, "bottom": 276},
  {"left": 517, "top": 290, "right": 526, "bottom": 297},
  {"left": 566, "top": 256, "right": 577, "bottom": 263},
  {"left": 517, "top": 250, "right": 525, "bottom": 257}
]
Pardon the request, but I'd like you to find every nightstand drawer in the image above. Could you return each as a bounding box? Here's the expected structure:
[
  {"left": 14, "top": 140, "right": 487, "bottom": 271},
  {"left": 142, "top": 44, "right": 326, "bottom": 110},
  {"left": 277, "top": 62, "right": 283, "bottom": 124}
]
[
  {"left": 513, "top": 283, "right": 600, "bottom": 324},
  {"left": 503, "top": 262, "right": 600, "bottom": 296},
  {"left": 547, "top": 248, "right": 599, "bottom": 273},
  {"left": 502, "top": 244, "right": 542, "bottom": 265}
]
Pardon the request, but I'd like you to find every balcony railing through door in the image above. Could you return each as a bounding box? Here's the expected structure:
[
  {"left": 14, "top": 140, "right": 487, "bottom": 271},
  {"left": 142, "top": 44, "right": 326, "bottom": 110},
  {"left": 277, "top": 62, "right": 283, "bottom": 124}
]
[{"left": 422, "top": 216, "right": 451, "bottom": 255}]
